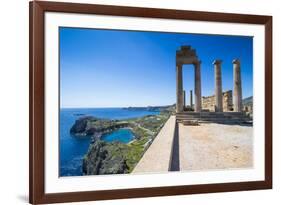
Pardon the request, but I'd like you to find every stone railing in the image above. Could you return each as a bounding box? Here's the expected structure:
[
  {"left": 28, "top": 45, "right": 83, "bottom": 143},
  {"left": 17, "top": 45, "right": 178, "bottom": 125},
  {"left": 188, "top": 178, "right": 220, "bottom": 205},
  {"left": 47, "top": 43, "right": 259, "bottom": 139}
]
[{"left": 132, "top": 115, "right": 177, "bottom": 174}]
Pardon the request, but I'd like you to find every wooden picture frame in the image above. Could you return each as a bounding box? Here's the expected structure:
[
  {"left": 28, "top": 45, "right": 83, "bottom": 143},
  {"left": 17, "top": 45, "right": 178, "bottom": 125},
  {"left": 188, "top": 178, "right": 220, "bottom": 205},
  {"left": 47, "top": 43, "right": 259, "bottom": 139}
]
[{"left": 29, "top": 1, "right": 272, "bottom": 204}]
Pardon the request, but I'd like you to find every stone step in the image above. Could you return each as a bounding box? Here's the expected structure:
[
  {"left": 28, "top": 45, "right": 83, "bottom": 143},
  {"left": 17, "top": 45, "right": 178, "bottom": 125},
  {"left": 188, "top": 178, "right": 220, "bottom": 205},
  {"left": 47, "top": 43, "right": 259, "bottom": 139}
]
[
  {"left": 176, "top": 112, "right": 243, "bottom": 115},
  {"left": 177, "top": 118, "right": 250, "bottom": 123},
  {"left": 181, "top": 120, "right": 199, "bottom": 126},
  {"left": 197, "top": 120, "right": 250, "bottom": 124},
  {"left": 176, "top": 115, "right": 249, "bottom": 119},
  {"left": 178, "top": 119, "right": 251, "bottom": 125},
  {"left": 176, "top": 113, "right": 251, "bottom": 124},
  {"left": 176, "top": 113, "right": 247, "bottom": 118},
  {"left": 176, "top": 112, "right": 251, "bottom": 123},
  {"left": 182, "top": 117, "right": 249, "bottom": 120},
  {"left": 177, "top": 115, "right": 235, "bottom": 118},
  {"left": 177, "top": 114, "right": 247, "bottom": 117}
]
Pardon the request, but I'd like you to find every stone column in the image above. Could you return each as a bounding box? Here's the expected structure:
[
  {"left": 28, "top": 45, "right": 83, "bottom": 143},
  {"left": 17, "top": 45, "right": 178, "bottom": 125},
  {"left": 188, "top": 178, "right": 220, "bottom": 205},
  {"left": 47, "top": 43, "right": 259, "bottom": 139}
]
[
  {"left": 183, "top": 90, "right": 186, "bottom": 109},
  {"left": 190, "top": 90, "right": 193, "bottom": 109},
  {"left": 233, "top": 59, "right": 242, "bottom": 112},
  {"left": 213, "top": 60, "right": 223, "bottom": 112},
  {"left": 176, "top": 64, "right": 183, "bottom": 113},
  {"left": 194, "top": 61, "right": 202, "bottom": 112}
]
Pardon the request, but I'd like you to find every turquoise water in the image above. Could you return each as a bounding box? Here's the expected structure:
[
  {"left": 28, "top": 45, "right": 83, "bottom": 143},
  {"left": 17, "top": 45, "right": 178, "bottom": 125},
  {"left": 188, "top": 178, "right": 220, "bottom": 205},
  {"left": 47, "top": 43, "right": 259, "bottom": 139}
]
[
  {"left": 59, "top": 108, "right": 159, "bottom": 176},
  {"left": 101, "top": 128, "right": 134, "bottom": 143}
]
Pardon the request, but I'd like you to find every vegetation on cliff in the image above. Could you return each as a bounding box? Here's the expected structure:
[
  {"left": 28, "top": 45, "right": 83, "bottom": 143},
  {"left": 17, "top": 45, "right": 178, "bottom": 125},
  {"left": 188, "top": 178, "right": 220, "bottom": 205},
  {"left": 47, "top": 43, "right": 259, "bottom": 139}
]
[
  {"left": 70, "top": 108, "right": 173, "bottom": 175},
  {"left": 70, "top": 116, "right": 129, "bottom": 137},
  {"left": 82, "top": 140, "right": 130, "bottom": 175}
]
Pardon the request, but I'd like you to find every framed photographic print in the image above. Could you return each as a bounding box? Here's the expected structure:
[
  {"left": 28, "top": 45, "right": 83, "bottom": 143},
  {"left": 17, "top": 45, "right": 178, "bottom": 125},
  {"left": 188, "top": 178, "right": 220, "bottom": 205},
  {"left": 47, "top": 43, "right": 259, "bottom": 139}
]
[{"left": 29, "top": 1, "right": 272, "bottom": 204}]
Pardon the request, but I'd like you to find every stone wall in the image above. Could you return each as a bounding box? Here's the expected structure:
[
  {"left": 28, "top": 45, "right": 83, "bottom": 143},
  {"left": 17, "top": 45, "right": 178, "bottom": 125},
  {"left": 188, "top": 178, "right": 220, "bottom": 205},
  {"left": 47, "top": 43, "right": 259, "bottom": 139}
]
[
  {"left": 202, "top": 90, "right": 233, "bottom": 112},
  {"left": 201, "top": 95, "right": 215, "bottom": 111},
  {"left": 243, "top": 105, "right": 253, "bottom": 113},
  {"left": 223, "top": 90, "right": 233, "bottom": 111}
]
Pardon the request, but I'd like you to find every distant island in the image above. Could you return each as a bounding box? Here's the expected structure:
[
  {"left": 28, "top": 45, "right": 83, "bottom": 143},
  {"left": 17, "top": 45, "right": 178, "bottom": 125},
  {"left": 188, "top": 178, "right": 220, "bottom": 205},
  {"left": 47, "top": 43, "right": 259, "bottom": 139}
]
[{"left": 70, "top": 105, "right": 174, "bottom": 175}]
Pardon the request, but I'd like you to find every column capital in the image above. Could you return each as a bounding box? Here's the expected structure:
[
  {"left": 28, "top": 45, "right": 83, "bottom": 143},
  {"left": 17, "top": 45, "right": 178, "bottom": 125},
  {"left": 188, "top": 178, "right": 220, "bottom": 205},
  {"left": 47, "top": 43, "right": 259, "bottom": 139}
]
[
  {"left": 232, "top": 59, "right": 240, "bottom": 64},
  {"left": 176, "top": 62, "right": 183, "bottom": 67},
  {"left": 213, "top": 59, "right": 222, "bottom": 65}
]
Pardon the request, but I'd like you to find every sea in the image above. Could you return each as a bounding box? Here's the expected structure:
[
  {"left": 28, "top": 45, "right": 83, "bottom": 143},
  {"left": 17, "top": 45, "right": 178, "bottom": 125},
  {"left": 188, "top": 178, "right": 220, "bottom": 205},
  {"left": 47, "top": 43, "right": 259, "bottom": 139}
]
[{"left": 59, "top": 108, "right": 159, "bottom": 177}]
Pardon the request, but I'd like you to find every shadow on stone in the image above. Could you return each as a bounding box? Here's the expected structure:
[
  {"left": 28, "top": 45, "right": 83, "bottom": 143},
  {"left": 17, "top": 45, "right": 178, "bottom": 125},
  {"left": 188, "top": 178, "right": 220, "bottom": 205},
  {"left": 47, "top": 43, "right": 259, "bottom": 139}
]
[
  {"left": 169, "top": 122, "right": 180, "bottom": 171},
  {"left": 210, "top": 121, "right": 253, "bottom": 127}
]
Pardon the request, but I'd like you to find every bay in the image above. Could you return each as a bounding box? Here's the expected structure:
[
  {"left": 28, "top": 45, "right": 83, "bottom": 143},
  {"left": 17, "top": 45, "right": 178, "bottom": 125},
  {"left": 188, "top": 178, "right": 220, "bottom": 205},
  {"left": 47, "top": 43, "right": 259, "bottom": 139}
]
[{"left": 59, "top": 108, "right": 159, "bottom": 176}]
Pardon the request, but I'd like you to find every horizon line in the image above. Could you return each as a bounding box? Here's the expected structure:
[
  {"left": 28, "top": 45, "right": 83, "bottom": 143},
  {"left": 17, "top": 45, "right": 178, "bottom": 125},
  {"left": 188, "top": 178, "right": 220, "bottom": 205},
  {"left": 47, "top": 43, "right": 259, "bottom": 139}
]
[
  {"left": 60, "top": 94, "right": 253, "bottom": 109},
  {"left": 60, "top": 105, "right": 175, "bottom": 109}
]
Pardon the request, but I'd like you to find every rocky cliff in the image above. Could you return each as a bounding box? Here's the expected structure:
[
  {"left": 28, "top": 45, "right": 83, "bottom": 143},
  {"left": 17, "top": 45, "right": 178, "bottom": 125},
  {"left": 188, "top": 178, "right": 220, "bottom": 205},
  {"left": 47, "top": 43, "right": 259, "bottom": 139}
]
[
  {"left": 70, "top": 116, "right": 129, "bottom": 137},
  {"left": 71, "top": 111, "right": 171, "bottom": 175},
  {"left": 82, "top": 140, "right": 129, "bottom": 175}
]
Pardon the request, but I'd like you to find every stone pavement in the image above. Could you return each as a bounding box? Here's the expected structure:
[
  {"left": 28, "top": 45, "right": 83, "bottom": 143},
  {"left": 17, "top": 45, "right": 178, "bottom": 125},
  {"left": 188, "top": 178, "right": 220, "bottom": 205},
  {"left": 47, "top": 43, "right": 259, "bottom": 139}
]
[{"left": 178, "top": 123, "right": 253, "bottom": 171}]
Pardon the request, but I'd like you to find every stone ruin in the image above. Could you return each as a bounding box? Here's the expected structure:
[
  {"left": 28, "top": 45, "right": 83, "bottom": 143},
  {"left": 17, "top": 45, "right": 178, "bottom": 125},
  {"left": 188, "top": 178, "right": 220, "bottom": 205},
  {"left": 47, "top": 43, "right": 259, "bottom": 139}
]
[
  {"left": 176, "top": 45, "right": 243, "bottom": 113},
  {"left": 202, "top": 90, "right": 233, "bottom": 112},
  {"left": 175, "top": 45, "right": 252, "bottom": 124}
]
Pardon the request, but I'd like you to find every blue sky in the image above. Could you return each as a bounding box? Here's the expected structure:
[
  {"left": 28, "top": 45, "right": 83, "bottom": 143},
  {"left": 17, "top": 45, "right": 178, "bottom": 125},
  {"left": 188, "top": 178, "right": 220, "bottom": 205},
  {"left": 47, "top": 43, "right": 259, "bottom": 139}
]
[{"left": 60, "top": 27, "right": 253, "bottom": 108}]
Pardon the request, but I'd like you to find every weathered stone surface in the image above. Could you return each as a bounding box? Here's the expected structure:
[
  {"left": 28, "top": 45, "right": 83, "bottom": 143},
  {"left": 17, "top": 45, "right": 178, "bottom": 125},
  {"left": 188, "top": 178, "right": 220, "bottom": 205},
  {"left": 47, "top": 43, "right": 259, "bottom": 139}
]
[
  {"left": 176, "top": 111, "right": 252, "bottom": 124},
  {"left": 213, "top": 60, "right": 223, "bottom": 112},
  {"left": 182, "top": 120, "right": 199, "bottom": 126},
  {"left": 202, "top": 90, "right": 233, "bottom": 112},
  {"left": 190, "top": 90, "right": 193, "bottom": 109},
  {"left": 176, "top": 46, "right": 198, "bottom": 65},
  {"left": 194, "top": 61, "right": 202, "bottom": 112},
  {"left": 179, "top": 123, "right": 253, "bottom": 171},
  {"left": 233, "top": 59, "right": 242, "bottom": 112},
  {"left": 176, "top": 64, "right": 183, "bottom": 112},
  {"left": 176, "top": 45, "right": 201, "bottom": 112},
  {"left": 183, "top": 90, "right": 186, "bottom": 108}
]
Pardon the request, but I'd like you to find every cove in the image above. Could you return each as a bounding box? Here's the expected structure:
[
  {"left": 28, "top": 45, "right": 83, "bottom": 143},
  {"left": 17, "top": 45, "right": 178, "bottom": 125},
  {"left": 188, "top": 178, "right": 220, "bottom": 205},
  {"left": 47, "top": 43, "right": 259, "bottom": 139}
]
[
  {"left": 101, "top": 128, "right": 134, "bottom": 143},
  {"left": 59, "top": 108, "right": 159, "bottom": 176}
]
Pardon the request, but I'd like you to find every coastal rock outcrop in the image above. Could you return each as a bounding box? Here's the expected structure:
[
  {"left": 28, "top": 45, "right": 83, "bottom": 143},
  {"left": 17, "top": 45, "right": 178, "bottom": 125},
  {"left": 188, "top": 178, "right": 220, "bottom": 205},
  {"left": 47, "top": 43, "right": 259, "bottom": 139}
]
[
  {"left": 82, "top": 140, "right": 129, "bottom": 175},
  {"left": 70, "top": 116, "right": 96, "bottom": 135},
  {"left": 70, "top": 116, "right": 129, "bottom": 136}
]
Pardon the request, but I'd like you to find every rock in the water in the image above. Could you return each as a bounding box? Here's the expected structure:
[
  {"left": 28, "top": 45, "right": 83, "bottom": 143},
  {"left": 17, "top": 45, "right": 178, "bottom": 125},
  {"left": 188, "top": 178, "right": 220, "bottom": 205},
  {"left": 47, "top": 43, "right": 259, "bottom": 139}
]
[
  {"left": 70, "top": 116, "right": 96, "bottom": 135},
  {"left": 83, "top": 140, "right": 129, "bottom": 175},
  {"left": 70, "top": 116, "right": 128, "bottom": 137}
]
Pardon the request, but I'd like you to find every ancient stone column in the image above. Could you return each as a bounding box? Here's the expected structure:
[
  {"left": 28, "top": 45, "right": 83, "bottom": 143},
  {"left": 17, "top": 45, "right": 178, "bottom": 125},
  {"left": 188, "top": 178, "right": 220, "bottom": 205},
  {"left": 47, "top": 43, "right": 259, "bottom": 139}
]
[
  {"left": 183, "top": 90, "right": 186, "bottom": 109},
  {"left": 190, "top": 90, "right": 193, "bottom": 109},
  {"left": 233, "top": 59, "right": 242, "bottom": 112},
  {"left": 176, "top": 64, "right": 183, "bottom": 113},
  {"left": 213, "top": 60, "right": 223, "bottom": 112},
  {"left": 194, "top": 61, "right": 202, "bottom": 112}
]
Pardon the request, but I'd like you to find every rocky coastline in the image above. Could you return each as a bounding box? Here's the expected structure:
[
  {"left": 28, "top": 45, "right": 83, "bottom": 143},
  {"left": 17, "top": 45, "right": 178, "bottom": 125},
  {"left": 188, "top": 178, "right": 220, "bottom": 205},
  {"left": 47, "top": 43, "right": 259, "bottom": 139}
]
[
  {"left": 70, "top": 110, "right": 172, "bottom": 175},
  {"left": 70, "top": 116, "right": 129, "bottom": 139}
]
